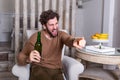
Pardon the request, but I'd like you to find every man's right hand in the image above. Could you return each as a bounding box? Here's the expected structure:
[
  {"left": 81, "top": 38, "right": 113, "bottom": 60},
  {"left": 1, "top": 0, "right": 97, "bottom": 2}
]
[{"left": 29, "top": 50, "right": 41, "bottom": 63}]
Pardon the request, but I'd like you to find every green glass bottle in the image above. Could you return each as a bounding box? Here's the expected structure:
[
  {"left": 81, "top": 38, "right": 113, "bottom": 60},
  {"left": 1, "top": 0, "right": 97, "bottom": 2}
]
[{"left": 34, "top": 32, "right": 42, "bottom": 56}]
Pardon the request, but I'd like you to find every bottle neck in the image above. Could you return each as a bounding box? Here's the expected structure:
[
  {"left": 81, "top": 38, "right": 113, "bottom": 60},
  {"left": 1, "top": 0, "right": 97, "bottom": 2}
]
[{"left": 37, "top": 32, "right": 41, "bottom": 42}]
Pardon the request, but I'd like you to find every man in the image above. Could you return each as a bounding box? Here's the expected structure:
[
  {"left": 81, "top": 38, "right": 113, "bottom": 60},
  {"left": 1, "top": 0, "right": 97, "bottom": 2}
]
[{"left": 17, "top": 10, "right": 86, "bottom": 80}]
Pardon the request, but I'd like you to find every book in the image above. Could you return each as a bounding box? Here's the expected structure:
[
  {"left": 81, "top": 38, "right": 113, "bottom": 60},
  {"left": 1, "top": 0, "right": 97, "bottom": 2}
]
[{"left": 85, "top": 45, "right": 115, "bottom": 53}]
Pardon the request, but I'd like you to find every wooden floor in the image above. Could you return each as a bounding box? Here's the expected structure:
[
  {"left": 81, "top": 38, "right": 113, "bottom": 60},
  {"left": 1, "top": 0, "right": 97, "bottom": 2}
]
[{"left": 0, "top": 71, "right": 18, "bottom": 80}]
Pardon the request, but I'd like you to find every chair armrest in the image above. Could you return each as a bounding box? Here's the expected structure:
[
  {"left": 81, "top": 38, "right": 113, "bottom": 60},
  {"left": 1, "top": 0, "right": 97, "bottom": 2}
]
[
  {"left": 62, "top": 56, "right": 84, "bottom": 80},
  {"left": 12, "top": 64, "right": 30, "bottom": 80}
]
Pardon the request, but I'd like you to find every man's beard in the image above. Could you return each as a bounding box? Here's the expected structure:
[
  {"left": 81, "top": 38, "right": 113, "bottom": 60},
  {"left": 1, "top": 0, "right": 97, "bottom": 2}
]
[{"left": 46, "top": 28, "right": 58, "bottom": 38}]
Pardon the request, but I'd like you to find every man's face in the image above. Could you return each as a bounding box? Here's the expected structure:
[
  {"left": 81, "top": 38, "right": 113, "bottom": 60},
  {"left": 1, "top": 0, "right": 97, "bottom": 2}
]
[{"left": 45, "top": 17, "right": 59, "bottom": 37}]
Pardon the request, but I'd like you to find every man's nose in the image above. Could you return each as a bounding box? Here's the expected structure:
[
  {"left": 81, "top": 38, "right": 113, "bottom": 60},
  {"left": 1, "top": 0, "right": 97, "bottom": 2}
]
[{"left": 53, "top": 25, "right": 57, "bottom": 29}]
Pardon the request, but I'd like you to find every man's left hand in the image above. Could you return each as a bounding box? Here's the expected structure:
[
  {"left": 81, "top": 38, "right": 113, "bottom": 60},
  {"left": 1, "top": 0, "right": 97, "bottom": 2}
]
[{"left": 73, "top": 37, "right": 86, "bottom": 49}]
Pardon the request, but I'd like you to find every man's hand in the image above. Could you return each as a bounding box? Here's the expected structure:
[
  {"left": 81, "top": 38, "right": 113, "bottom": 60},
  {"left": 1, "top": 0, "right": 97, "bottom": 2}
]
[
  {"left": 29, "top": 50, "right": 41, "bottom": 63},
  {"left": 73, "top": 37, "right": 86, "bottom": 49}
]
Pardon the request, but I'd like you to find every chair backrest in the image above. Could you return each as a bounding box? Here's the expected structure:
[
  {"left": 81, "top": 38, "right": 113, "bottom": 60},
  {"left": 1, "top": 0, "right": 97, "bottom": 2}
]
[
  {"left": 26, "top": 30, "right": 38, "bottom": 39},
  {"left": 26, "top": 29, "right": 66, "bottom": 60}
]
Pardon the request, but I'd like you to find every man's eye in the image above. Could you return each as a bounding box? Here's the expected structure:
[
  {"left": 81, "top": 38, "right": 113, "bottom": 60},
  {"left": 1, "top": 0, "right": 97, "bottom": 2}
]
[{"left": 50, "top": 24, "right": 53, "bottom": 26}]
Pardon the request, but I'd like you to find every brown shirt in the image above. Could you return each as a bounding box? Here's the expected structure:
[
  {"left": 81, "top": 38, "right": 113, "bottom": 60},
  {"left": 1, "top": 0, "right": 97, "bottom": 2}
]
[{"left": 17, "top": 30, "right": 75, "bottom": 69}]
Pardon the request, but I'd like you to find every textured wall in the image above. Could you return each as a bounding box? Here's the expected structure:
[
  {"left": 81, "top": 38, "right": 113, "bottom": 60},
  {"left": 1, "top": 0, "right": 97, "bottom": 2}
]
[{"left": 0, "top": 0, "right": 14, "bottom": 42}]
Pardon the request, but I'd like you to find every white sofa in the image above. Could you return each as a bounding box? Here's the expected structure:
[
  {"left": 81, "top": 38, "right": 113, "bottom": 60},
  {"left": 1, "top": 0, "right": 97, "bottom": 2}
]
[{"left": 12, "top": 30, "right": 84, "bottom": 80}]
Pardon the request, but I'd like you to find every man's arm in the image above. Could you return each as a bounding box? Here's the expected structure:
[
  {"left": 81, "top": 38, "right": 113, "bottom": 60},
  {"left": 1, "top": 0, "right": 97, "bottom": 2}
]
[
  {"left": 61, "top": 31, "right": 75, "bottom": 47},
  {"left": 17, "top": 41, "right": 34, "bottom": 66},
  {"left": 61, "top": 31, "right": 86, "bottom": 48}
]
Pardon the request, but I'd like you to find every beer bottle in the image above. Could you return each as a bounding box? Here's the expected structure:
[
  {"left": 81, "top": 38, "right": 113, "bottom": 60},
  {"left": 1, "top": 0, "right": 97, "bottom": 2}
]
[{"left": 34, "top": 32, "right": 42, "bottom": 56}]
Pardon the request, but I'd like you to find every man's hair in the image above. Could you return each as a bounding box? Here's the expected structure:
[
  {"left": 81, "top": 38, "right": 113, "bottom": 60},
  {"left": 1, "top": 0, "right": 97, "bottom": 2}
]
[{"left": 39, "top": 10, "right": 59, "bottom": 25}]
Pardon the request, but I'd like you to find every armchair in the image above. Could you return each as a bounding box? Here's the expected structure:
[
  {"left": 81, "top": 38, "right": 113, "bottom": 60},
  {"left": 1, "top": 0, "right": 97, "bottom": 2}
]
[{"left": 12, "top": 30, "right": 84, "bottom": 80}]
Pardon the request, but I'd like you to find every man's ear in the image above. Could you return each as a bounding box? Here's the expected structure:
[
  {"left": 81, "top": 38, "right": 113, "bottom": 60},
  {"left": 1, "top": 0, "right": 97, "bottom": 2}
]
[{"left": 43, "top": 25, "right": 46, "bottom": 30}]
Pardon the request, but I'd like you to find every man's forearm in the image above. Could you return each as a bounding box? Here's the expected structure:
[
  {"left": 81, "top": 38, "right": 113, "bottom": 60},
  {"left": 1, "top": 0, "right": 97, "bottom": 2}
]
[{"left": 17, "top": 53, "right": 29, "bottom": 66}]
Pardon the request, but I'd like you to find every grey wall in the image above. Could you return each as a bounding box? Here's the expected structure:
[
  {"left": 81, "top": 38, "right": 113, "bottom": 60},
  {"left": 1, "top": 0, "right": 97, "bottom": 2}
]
[
  {"left": 0, "top": 0, "right": 14, "bottom": 13},
  {"left": 76, "top": 0, "right": 103, "bottom": 45},
  {"left": 113, "top": 0, "right": 120, "bottom": 48},
  {"left": 0, "top": 0, "right": 117, "bottom": 46},
  {"left": 0, "top": 0, "right": 14, "bottom": 42}
]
